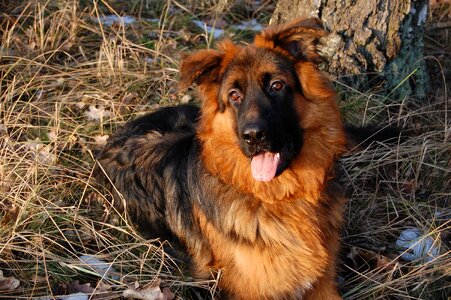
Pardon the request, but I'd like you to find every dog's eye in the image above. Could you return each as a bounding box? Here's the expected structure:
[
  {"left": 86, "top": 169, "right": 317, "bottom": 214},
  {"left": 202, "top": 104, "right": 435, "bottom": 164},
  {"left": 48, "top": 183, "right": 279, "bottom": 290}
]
[
  {"left": 229, "top": 91, "right": 242, "bottom": 103},
  {"left": 271, "top": 81, "right": 285, "bottom": 92}
]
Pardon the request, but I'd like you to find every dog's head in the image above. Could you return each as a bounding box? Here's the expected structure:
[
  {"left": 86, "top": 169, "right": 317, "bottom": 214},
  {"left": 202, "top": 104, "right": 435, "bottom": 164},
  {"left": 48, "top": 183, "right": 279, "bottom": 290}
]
[{"left": 179, "top": 18, "right": 342, "bottom": 186}]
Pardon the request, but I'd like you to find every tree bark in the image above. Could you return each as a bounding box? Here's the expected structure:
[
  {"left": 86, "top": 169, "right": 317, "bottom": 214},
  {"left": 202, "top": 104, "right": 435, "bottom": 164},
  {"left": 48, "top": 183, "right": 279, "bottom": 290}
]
[{"left": 271, "top": 0, "right": 429, "bottom": 98}]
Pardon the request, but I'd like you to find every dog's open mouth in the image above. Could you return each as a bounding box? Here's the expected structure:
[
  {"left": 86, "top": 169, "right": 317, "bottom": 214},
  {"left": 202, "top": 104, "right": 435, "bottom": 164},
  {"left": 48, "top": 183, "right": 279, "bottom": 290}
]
[{"left": 251, "top": 152, "right": 281, "bottom": 182}]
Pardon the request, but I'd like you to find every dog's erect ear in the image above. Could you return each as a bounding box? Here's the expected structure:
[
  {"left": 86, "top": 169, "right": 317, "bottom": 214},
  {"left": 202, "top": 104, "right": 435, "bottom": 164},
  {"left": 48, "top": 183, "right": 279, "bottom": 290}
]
[
  {"left": 178, "top": 49, "right": 224, "bottom": 90},
  {"left": 178, "top": 41, "right": 240, "bottom": 111},
  {"left": 254, "top": 18, "right": 327, "bottom": 63}
]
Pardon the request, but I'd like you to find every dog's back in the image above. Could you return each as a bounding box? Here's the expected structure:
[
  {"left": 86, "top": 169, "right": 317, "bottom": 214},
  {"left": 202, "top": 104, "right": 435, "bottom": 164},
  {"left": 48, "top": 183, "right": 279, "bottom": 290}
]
[{"left": 96, "top": 105, "right": 200, "bottom": 255}]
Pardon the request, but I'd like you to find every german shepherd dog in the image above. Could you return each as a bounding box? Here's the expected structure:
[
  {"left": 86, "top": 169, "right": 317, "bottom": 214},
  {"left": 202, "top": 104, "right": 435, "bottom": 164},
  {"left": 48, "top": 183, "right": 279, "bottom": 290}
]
[{"left": 96, "top": 18, "right": 346, "bottom": 299}]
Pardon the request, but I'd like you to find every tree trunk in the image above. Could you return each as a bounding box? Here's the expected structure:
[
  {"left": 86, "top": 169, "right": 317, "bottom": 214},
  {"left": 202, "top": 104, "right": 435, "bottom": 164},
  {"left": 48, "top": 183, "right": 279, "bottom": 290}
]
[{"left": 271, "top": 0, "right": 429, "bottom": 99}]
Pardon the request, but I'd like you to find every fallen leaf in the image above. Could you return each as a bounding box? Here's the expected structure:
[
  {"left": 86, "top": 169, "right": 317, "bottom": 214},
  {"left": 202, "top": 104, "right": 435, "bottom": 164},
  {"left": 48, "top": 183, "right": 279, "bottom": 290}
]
[
  {"left": 67, "top": 280, "right": 94, "bottom": 294},
  {"left": 204, "top": 17, "right": 227, "bottom": 28},
  {"left": 123, "top": 278, "right": 174, "bottom": 300},
  {"left": 48, "top": 129, "right": 58, "bottom": 142},
  {"left": 93, "top": 135, "right": 109, "bottom": 147},
  {"left": 96, "top": 281, "right": 112, "bottom": 292},
  {"left": 25, "top": 138, "right": 57, "bottom": 164},
  {"left": 118, "top": 92, "right": 139, "bottom": 113},
  {"left": 0, "top": 204, "right": 19, "bottom": 226},
  {"left": 61, "top": 280, "right": 114, "bottom": 300},
  {"left": 122, "top": 92, "right": 138, "bottom": 104},
  {"left": 161, "top": 287, "right": 175, "bottom": 300},
  {"left": 31, "top": 274, "right": 47, "bottom": 284},
  {"left": 123, "top": 287, "right": 164, "bottom": 300},
  {"left": 84, "top": 105, "right": 111, "bottom": 122},
  {"left": 347, "top": 247, "right": 398, "bottom": 271},
  {"left": 75, "top": 101, "right": 86, "bottom": 109},
  {"left": 0, "top": 270, "right": 20, "bottom": 291},
  {"left": 358, "top": 249, "right": 397, "bottom": 269},
  {"left": 64, "top": 229, "right": 93, "bottom": 246},
  {"left": 91, "top": 281, "right": 115, "bottom": 300},
  {"left": 180, "top": 94, "right": 191, "bottom": 103}
]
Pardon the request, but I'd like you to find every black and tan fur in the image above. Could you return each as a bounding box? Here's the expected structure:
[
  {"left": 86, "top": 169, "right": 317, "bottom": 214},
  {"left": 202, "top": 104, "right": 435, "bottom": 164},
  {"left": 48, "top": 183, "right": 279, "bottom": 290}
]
[{"left": 96, "top": 18, "right": 346, "bottom": 299}]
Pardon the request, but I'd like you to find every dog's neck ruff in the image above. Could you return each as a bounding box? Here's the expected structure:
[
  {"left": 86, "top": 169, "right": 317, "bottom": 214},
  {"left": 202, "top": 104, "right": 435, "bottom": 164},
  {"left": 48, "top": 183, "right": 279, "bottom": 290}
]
[{"left": 196, "top": 93, "right": 346, "bottom": 204}]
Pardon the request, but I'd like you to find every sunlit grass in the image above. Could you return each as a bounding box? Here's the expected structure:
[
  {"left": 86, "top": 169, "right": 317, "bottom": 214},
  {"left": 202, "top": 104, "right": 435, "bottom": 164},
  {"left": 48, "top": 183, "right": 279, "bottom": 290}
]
[{"left": 0, "top": 0, "right": 449, "bottom": 299}]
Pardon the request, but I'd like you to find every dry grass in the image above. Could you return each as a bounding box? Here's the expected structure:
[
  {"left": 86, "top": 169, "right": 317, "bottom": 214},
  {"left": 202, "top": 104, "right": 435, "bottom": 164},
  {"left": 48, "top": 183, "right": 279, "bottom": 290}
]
[
  {"left": 0, "top": 0, "right": 449, "bottom": 299},
  {"left": 338, "top": 99, "right": 449, "bottom": 299}
]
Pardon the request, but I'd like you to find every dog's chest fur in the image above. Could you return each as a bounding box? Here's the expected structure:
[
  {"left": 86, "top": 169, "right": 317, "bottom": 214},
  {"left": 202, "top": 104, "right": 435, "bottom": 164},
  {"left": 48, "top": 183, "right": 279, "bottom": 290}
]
[{"left": 189, "top": 170, "right": 333, "bottom": 298}]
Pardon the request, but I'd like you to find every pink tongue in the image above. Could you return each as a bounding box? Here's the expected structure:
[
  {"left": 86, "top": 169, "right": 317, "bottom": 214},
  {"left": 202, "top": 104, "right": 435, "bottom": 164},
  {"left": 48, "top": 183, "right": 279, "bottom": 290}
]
[{"left": 251, "top": 152, "right": 280, "bottom": 182}]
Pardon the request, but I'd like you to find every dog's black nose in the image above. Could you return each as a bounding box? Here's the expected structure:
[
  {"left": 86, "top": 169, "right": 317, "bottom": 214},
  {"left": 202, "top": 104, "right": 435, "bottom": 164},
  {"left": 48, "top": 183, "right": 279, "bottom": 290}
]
[{"left": 241, "top": 123, "right": 269, "bottom": 145}]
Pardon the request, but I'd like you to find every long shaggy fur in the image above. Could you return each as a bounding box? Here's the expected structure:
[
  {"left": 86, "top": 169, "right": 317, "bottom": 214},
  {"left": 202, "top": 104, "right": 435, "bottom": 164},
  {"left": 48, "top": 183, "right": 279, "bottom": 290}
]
[{"left": 96, "top": 18, "right": 346, "bottom": 299}]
